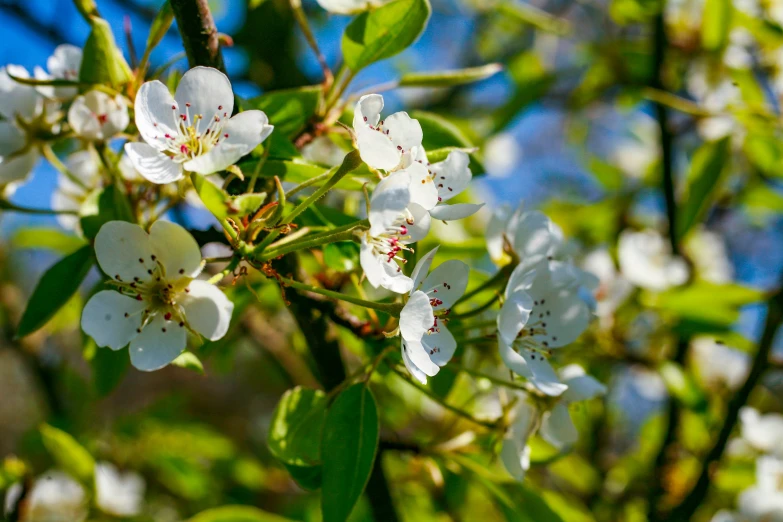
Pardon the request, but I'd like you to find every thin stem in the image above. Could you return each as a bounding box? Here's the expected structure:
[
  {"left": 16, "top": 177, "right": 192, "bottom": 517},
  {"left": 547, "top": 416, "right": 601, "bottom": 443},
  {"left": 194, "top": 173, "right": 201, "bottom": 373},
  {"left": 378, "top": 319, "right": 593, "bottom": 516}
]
[
  {"left": 455, "top": 264, "right": 513, "bottom": 306},
  {"left": 40, "top": 144, "right": 88, "bottom": 190},
  {"left": 260, "top": 220, "right": 368, "bottom": 261},
  {"left": 289, "top": 0, "right": 333, "bottom": 86},
  {"left": 392, "top": 367, "right": 500, "bottom": 430},
  {"left": 285, "top": 168, "right": 336, "bottom": 199},
  {"left": 169, "top": 0, "right": 225, "bottom": 72},
  {"left": 0, "top": 199, "right": 77, "bottom": 215},
  {"left": 247, "top": 145, "right": 269, "bottom": 194},
  {"left": 451, "top": 293, "right": 500, "bottom": 320},
  {"left": 278, "top": 276, "right": 402, "bottom": 315},
  {"left": 667, "top": 283, "right": 783, "bottom": 520},
  {"left": 207, "top": 255, "right": 241, "bottom": 284},
  {"left": 450, "top": 363, "right": 530, "bottom": 393}
]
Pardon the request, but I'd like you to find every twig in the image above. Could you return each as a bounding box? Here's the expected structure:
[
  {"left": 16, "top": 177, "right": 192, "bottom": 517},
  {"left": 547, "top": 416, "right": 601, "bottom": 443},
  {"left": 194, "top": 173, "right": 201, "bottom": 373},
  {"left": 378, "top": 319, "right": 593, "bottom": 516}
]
[{"left": 169, "top": 0, "right": 225, "bottom": 72}]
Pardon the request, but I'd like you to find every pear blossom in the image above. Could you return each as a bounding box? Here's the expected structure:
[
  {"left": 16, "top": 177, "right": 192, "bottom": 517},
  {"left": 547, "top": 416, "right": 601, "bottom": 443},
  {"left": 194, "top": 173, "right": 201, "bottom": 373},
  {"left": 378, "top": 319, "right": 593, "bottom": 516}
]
[
  {"left": 51, "top": 150, "right": 102, "bottom": 230},
  {"left": 4, "top": 471, "right": 88, "bottom": 522},
  {"left": 500, "top": 398, "right": 537, "bottom": 480},
  {"left": 618, "top": 229, "right": 689, "bottom": 291},
  {"left": 684, "top": 227, "right": 733, "bottom": 284},
  {"left": 486, "top": 204, "right": 513, "bottom": 264},
  {"left": 483, "top": 132, "right": 521, "bottom": 179},
  {"left": 95, "top": 462, "right": 145, "bottom": 517},
  {"left": 731, "top": 456, "right": 783, "bottom": 521},
  {"left": 407, "top": 148, "right": 484, "bottom": 223},
  {"left": 501, "top": 366, "right": 605, "bottom": 480},
  {"left": 316, "top": 0, "right": 388, "bottom": 13},
  {"left": 739, "top": 407, "right": 783, "bottom": 457},
  {"left": 691, "top": 337, "right": 749, "bottom": 391},
  {"left": 360, "top": 171, "right": 430, "bottom": 293},
  {"left": 497, "top": 262, "right": 591, "bottom": 396},
  {"left": 125, "top": 66, "right": 273, "bottom": 184},
  {"left": 399, "top": 246, "right": 469, "bottom": 383},
  {"left": 68, "top": 90, "right": 129, "bottom": 141},
  {"left": 34, "top": 44, "right": 82, "bottom": 99},
  {"left": 81, "top": 220, "right": 234, "bottom": 371},
  {"left": 582, "top": 248, "right": 632, "bottom": 322},
  {"left": 353, "top": 94, "right": 423, "bottom": 171},
  {"left": 0, "top": 65, "right": 51, "bottom": 194}
]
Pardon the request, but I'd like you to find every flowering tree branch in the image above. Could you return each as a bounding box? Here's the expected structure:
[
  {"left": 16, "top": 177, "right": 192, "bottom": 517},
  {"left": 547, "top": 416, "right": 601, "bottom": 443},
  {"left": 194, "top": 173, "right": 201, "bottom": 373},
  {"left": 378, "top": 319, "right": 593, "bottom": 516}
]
[{"left": 169, "top": 0, "right": 225, "bottom": 73}]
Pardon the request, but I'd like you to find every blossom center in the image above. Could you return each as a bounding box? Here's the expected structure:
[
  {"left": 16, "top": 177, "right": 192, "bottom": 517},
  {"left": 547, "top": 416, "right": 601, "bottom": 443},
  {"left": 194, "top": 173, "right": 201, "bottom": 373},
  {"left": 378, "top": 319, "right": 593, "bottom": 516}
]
[{"left": 158, "top": 103, "right": 230, "bottom": 163}]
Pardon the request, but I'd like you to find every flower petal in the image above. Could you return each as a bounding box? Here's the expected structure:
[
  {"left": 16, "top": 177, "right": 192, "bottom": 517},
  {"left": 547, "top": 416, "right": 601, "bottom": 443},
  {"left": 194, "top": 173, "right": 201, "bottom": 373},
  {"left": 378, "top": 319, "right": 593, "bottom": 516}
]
[
  {"left": 0, "top": 148, "right": 37, "bottom": 187},
  {"left": 410, "top": 245, "right": 439, "bottom": 294},
  {"left": 404, "top": 202, "right": 431, "bottom": 241},
  {"left": 149, "top": 220, "right": 203, "bottom": 279},
  {"left": 528, "top": 288, "right": 590, "bottom": 348},
  {"left": 560, "top": 365, "right": 606, "bottom": 403},
  {"left": 129, "top": 314, "right": 187, "bottom": 371},
  {"left": 81, "top": 291, "right": 145, "bottom": 350},
  {"left": 498, "top": 339, "right": 566, "bottom": 396},
  {"left": 359, "top": 236, "right": 412, "bottom": 294},
  {"left": 174, "top": 66, "right": 234, "bottom": 128},
  {"left": 0, "top": 65, "right": 41, "bottom": 120},
  {"left": 401, "top": 338, "right": 440, "bottom": 379},
  {"left": 95, "top": 462, "right": 144, "bottom": 517},
  {"left": 405, "top": 161, "right": 438, "bottom": 211},
  {"left": 401, "top": 340, "right": 429, "bottom": 384},
  {"left": 368, "top": 171, "right": 411, "bottom": 235},
  {"left": 94, "top": 221, "right": 156, "bottom": 284},
  {"left": 180, "top": 280, "right": 234, "bottom": 341},
  {"left": 134, "top": 80, "right": 178, "bottom": 150},
  {"left": 430, "top": 150, "right": 471, "bottom": 202},
  {"left": 421, "top": 324, "right": 457, "bottom": 366},
  {"left": 510, "top": 211, "right": 557, "bottom": 269},
  {"left": 486, "top": 204, "right": 513, "bottom": 263},
  {"left": 540, "top": 403, "right": 578, "bottom": 449},
  {"left": 383, "top": 111, "right": 423, "bottom": 153},
  {"left": 353, "top": 94, "right": 384, "bottom": 129},
  {"left": 124, "top": 142, "right": 183, "bottom": 184},
  {"left": 501, "top": 439, "right": 531, "bottom": 481},
  {"left": 0, "top": 121, "right": 25, "bottom": 156},
  {"left": 420, "top": 259, "right": 470, "bottom": 310},
  {"left": 399, "top": 290, "right": 435, "bottom": 342},
  {"left": 47, "top": 44, "right": 82, "bottom": 81},
  {"left": 356, "top": 126, "right": 401, "bottom": 171},
  {"left": 429, "top": 203, "right": 484, "bottom": 221},
  {"left": 497, "top": 290, "right": 533, "bottom": 346}
]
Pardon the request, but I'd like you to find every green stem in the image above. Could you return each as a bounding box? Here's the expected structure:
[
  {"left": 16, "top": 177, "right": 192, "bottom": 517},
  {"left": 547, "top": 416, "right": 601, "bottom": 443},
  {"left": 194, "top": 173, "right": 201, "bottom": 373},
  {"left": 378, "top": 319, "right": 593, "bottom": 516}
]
[
  {"left": 451, "top": 293, "right": 500, "bottom": 320},
  {"left": 278, "top": 276, "right": 402, "bottom": 315},
  {"left": 451, "top": 363, "right": 529, "bottom": 392},
  {"left": 455, "top": 264, "right": 513, "bottom": 306},
  {"left": 290, "top": 0, "right": 332, "bottom": 85},
  {"left": 247, "top": 145, "right": 269, "bottom": 194},
  {"left": 207, "top": 255, "right": 241, "bottom": 284},
  {"left": 260, "top": 220, "right": 368, "bottom": 261},
  {"left": 392, "top": 367, "right": 500, "bottom": 430},
  {"left": 285, "top": 168, "right": 337, "bottom": 199},
  {"left": 40, "top": 144, "right": 88, "bottom": 190},
  {"left": 0, "top": 200, "right": 77, "bottom": 215}
]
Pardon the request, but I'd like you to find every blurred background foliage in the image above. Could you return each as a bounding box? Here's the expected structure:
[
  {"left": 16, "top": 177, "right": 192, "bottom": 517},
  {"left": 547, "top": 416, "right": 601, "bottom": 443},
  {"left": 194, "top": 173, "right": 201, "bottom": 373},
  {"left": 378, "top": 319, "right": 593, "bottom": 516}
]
[{"left": 1, "top": 0, "right": 783, "bottom": 521}]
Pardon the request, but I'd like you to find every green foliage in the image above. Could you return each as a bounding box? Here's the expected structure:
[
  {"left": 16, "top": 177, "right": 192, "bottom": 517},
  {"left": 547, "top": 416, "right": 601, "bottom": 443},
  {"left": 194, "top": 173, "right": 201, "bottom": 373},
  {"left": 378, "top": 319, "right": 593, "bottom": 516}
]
[
  {"left": 268, "top": 387, "right": 327, "bottom": 467},
  {"left": 399, "top": 63, "right": 503, "bottom": 88},
  {"left": 658, "top": 361, "right": 708, "bottom": 411},
  {"left": 677, "top": 138, "right": 731, "bottom": 241},
  {"left": 192, "top": 173, "right": 231, "bottom": 220},
  {"left": 646, "top": 282, "right": 764, "bottom": 329},
  {"left": 701, "top": 0, "right": 732, "bottom": 51},
  {"left": 251, "top": 86, "right": 322, "bottom": 138},
  {"left": 39, "top": 424, "right": 95, "bottom": 485},
  {"left": 16, "top": 245, "right": 94, "bottom": 338},
  {"left": 11, "top": 227, "right": 86, "bottom": 255},
  {"left": 188, "top": 506, "right": 296, "bottom": 522},
  {"left": 172, "top": 352, "right": 206, "bottom": 374},
  {"left": 321, "top": 384, "right": 379, "bottom": 522},
  {"left": 342, "top": 0, "right": 431, "bottom": 72},
  {"left": 88, "top": 340, "right": 131, "bottom": 396}
]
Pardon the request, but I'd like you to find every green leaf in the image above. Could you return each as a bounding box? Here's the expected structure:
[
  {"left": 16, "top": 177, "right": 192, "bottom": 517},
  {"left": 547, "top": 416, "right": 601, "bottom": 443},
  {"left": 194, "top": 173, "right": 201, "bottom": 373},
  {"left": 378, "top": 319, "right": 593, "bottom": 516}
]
[
  {"left": 11, "top": 228, "right": 86, "bottom": 255},
  {"left": 228, "top": 193, "right": 268, "bottom": 217},
  {"left": 251, "top": 86, "right": 322, "bottom": 138},
  {"left": 588, "top": 156, "right": 625, "bottom": 192},
  {"left": 399, "top": 63, "right": 503, "bottom": 87},
  {"left": 497, "top": 1, "right": 571, "bottom": 34},
  {"left": 677, "top": 137, "right": 730, "bottom": 241},
  {"left": 284, "top": 463, "right": 322, "bottom": 490},
  {"left": 192, "top": 173, "right": 230, "bottom": 220},
  {"left": 79, "top": 184, "right": 135, "bottom": 240},
  {"left": 658, "top": 361, "right": 708, "bottom": 411},
  {"left": 324, "top": 243, "right": 359, "bottom": 271},
  {"left": 188, "top": 506, "right": 296, "bottom": 522},
  {"left": 646, "top": 281, "right": 764, "bottom": 327},
  {"left": 172, "top": 352, "right": 205, "bottom": 374},
  {"left": 39, "top": 424, "right": 96, "bottom": 485},
  {"left": 16, "top": 245, "right": 94, "bottom": 338},
  {"left": 268, "top": 387, "right": 327, "bottom": 467},
  {"left": 321, "top": 384, "right": 379, "bottom": 522},
  {"left": 89, "top": 341, "right": 130, "bottom": 396},
  {"left": 79, "top": 18, "right": 133, "bottom": 86},
  {"left": 342, "top": 0, "right": 431, "bottom": 72},
  {"left": 702, "top": 0, "right": 732, "bottom": 51},
  {"left": 146, "top": 1, "right": 174, "bottom": 54}
]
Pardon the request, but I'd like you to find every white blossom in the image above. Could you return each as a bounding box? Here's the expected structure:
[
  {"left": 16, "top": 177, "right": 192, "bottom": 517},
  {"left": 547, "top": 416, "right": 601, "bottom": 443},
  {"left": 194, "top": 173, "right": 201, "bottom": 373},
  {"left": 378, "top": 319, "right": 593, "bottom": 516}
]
[
  {"left": 399, "top": 246, "right": 469, "bottom": 383},
  {"left": 4, "top": 471, "right": 88, "bottom": 522},
  {"left": 500, "top": 398, "right": 537, "bottom": 480},
  {"left": 739, "top": 407, "right": 783, "bottom": 457},
  {"left": 51, "top": 150, "right": 102, "bottom": 230},
  {"left": 691, "top": 337, "right": 749, "bottom": 391},
  {"left": 34, "top": 44, "right": 82, "bottom": 99},
  {"left": 353, "top": 94, "right": 422, "bottom": 172},
  {"left": 483, "top": 132, "right": 521, "bottom": 179},
  {"left": 68, "top": 90, "right": 129, "bottom": 141},
  {"left": 125, "top": 66, "right": 273, "bottom": 184},
  {"left": 618, "top": 229, "right": 689, "bottom": 291},
  {"left": 684, "top": 227, "right": 733, "bottom": 284},
  {"left": 81, "top": 220, "right": 234, "bottom": 371},
  {"left": 360, "top": 171, "right": 430, "bottom": 293},
  {"left": 497, "top": 262, "right": 591, "bottom": 396},
  {"left": 582, "top": 248, "right": 632, "bottom": 322},
  {"left": 0, "top": 65, "right": 50, "bottom": 194},
  {"left": 735, "top": 456, "right": 783, "bottom": 521},
  {"left": 315, "top": 0, "right": 388, "bottom": 14},
  {"left": 95, "top": 462, "right": 145, "bottom": 517}
]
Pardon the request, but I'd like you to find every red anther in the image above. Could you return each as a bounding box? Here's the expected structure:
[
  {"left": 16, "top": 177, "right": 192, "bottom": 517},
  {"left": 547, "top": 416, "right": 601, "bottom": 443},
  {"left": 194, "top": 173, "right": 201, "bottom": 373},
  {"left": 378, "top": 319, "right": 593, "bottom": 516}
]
[
  {"left": 97, "top": 114, "right": 108, "bottom": 124},
  {"left": 171, "top": 105, "right": 176, "bottom": 110},
  {"left": 218, "top": 105, "right": 223, "bottom": 110},
  {"left": 164, "top": 312, "right": 172, "bottom": 320},
  {"left": 224, "top": 133, "right": 229, "bottom": 138},
  {"left": 400, "top": 225, "right": 407, "bottom": 235},
  {"left": 186, "top": 103, "right": 191, "bottom": 107},
  {"left": 180, "top": 114, "right": 187, "bottom": 121},
  {"left": 164, "top": 134, "right": 171, "bottom": 139},
  {"left": 180, "top": 144, "right": 190, "bottom": 154},
  {"left": 135, "top": 294, "right": 143, "bottom": 301}
]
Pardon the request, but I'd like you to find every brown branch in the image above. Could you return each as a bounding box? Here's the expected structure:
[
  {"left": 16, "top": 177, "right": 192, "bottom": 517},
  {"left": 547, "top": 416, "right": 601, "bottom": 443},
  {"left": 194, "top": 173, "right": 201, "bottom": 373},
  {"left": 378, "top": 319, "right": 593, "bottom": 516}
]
[{"left": 169, "top": 0, "right": 225, "bottom": 73}]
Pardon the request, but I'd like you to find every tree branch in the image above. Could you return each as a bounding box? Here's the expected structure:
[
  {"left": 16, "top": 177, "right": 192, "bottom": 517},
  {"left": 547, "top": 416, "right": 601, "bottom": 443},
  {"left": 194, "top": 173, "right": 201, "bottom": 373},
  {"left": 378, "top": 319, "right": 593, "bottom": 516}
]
[
  {"left": 169, "top": 0, "right": 225, "bottom": 73},
  {"left": 667, "top": 283, "right": 783, "bottom": 520}
]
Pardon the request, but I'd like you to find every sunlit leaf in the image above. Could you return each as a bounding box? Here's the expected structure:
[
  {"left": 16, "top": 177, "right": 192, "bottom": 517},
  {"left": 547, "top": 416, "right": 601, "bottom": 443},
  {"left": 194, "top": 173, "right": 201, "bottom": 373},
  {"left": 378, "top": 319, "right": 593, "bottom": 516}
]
[
  {"left": 39, "top": 424, "right": 95, "bottom": 485},
  {"left": 188, "top": 506, "right": 295, "bottom": 522}
]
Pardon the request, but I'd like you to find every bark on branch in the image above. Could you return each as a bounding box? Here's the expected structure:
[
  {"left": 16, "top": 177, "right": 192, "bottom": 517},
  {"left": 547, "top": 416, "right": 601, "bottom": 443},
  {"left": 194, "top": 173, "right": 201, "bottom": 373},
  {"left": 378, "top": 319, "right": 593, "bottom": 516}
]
[{"left": 170, "top": 0, "right": 225, "bottom": 73}]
